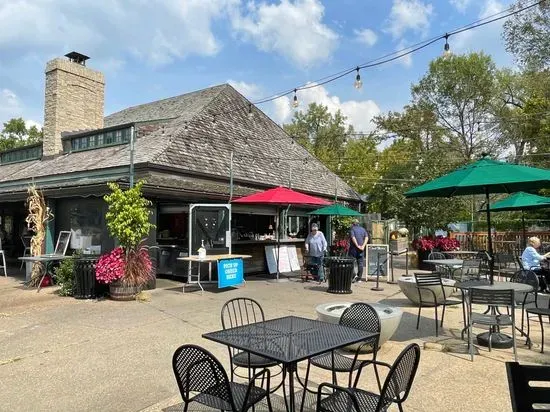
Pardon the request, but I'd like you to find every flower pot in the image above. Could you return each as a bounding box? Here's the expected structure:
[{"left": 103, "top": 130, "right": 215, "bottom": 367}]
[
  {"left": 416, "top": 250, "right": 432, "bottom": 271},
  {"left": 109, "top": 282, "right": 141, "bottom": 301}
]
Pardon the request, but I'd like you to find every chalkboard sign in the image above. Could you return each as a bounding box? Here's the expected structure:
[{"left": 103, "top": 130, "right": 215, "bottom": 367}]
[
  {"left": 54, "top": 231, "right": 72, "bottom": 255},
  {"left": 366, "top": 244, "right": 389, "bottom": 280}
]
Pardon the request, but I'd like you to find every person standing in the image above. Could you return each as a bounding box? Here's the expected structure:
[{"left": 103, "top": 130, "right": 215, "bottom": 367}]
[
  {"left": 348, "top": 219, "right": 369, "bottom": 282},
  {"left": 521, "top": 236, "right": 550, "bottom": 292},
  {"left": 304, "top": 223, "right": 327, "bottom": 282}
]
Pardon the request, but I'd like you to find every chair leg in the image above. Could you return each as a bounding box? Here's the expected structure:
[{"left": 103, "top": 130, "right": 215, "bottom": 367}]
[
  {"left": 512, "top": 322, "right": 518, "bottom": 362},
  {"left": 527, "top": 312, "right": 532, "bottom": 349},
  {"left": 398, "top": 403, "right": 405, "bottom": 412},
  {"left": 469, "top": 322, "right": 474, "bottom": 362},
  {"left": 372, "top": 349, "right": 382, "bottom": 393},
  {"left": 441, "top": 303, "right": 446, "bottom": 327},
  {"left": 434, "top": 305, "right": 439, "bottom": 337},
  {"left": 416, "top": 304, "right": 422, "bottom": 330},
  {"left": 539, "top": 314, "right": 545, "bottom": 354},
  {"left": 1, "top": 252, "right": 6, "bottom": 277},
  {"left": 266, "top": 393, "right": 274, "bottom": 412}
]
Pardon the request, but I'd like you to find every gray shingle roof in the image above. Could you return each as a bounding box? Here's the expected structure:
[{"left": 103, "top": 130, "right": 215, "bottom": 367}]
[{"left": 0, "top": 84, "right": 360, "bottom": 201}]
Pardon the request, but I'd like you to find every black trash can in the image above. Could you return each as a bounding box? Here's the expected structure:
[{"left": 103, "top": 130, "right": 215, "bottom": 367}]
[
  {"left": 73, "top": 258, "right": 98, "bottom": 299},
  {"left": 325, "top": 257, "right": 355, "bottom": 294}
]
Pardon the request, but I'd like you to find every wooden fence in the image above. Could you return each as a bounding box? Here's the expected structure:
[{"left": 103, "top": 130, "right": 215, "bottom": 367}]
[{"left": 450, "top": 231, "right": 550, "bottom": 253}]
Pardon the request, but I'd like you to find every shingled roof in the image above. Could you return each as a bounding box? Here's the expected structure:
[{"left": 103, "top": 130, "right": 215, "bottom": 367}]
[{"left": 0, "top": 84, "right": 360, "bottom": 201}]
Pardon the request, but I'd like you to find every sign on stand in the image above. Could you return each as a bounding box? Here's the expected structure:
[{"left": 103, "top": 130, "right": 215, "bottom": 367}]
[
  {"left": 265, "top": 245, "right": 292, "bottom": 274},
  {"left": 217, "top": 258, "right": 244, "bottom": 288}
]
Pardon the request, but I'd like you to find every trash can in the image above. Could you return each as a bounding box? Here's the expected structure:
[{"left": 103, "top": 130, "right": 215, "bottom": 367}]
[
  {"left": 73, "top": 258, "right": 98, "bottom": 299},
  {"left": 325, "top": 257, "right": 355, "bottom": 294}
]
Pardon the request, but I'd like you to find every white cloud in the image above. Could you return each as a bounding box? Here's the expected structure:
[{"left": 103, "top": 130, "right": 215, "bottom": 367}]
[
  {"left": 271, "top": 84, "right": 381, "bottom": 132},
  {"left": 396, "top": 40, "right": 413, "bottom": 67},
  {"left": 0, "top": 89, "right": 22, "bottom": 125},
  {"left": 385, "top": 0, "right": 434, "bottom": 39},
  {"left": 230, "top": 0, "right": 339, "bottom": 67},
  {"left": 354, "top": 28, "right": 378, "bottom": 47},
  {"left": 227, "top": 80, "right": 263, "bottom": 100},
  {"left": 0, "top": 0, "right": 238, "bottom": 67},
  {"left": 450, "top": 0, "right": 472, "bottom": 13}
]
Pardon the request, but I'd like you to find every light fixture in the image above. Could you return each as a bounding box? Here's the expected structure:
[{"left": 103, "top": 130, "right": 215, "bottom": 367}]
[
  {"left": 443, "top": 33, "right": 451, "bottom": 59},
  {"left": 292, "top": 89, "right": 299, "bottom": 108},
  {"left": 354, "top": 67, "right": 363, "bottom": 89},
  {"left": 248, "top": 103, "right": 254, "bottom": 119}
]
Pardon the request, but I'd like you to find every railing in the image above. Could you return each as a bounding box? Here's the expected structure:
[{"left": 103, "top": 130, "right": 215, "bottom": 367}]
[{"left": 450, "top": 231, "right": 550, "bottom": 253}]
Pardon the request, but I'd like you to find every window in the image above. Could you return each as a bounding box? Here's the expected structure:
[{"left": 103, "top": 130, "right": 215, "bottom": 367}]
[
  {"left": 69, "top": 127, "right": 131, "bottom": 152},
  {"left": 1, "top": 145, "right": 42, "bottom": 164}
]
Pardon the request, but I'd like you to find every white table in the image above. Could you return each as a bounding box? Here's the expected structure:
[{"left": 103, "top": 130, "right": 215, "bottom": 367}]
[
  {"left": 19, "top": 255, "right": 73, "bottom": 292},
  {"left": 178, "top": 254, "right": 251, "bottom": 293}
]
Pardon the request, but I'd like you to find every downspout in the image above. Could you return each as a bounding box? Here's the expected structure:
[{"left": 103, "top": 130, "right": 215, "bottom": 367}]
[{"left": 129, "top": 125, "right": 135, "bottom": 188}]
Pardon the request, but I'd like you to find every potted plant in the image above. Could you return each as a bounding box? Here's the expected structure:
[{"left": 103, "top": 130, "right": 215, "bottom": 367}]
[
  {"left": 412, "top": 236, "right": 436, "bottom": 270},
  {"left": 95, "top": 181, "right": 155, "bottom": 300}
]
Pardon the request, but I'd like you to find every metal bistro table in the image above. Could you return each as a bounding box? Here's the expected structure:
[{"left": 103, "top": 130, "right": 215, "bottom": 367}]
[
  {"left": 455, "top": 280, "right": 534, "bottom": 348},
  {"left": 423, "top": 258, "right": 463, "bottom": 278},
  {"left": 19, "top": 254, "right": 73, "bottom": 292},
  {"left": 203, "top": 315, "right": 377, "bottom": 412},
  {"left": 178, "top": 254, "right": 251, "bottom": 293}
]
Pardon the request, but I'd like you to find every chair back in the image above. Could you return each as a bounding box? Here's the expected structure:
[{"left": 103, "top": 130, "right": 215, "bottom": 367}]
[
  {"left": 413, "top": 272, "right": 442, "bottom": 287},
  {"left": 221, "top": 297, "right": 265, "bottom": 330},
  {"left": 469, "top": 287, "right": 515, "bottom": 308},
  {"left": 339, "top": 303, "right": 381, "bottom": 335},
  {"left": 21, "top": 235, "right": 31, "bottom": 248},
  {"left": 510, "top": 270, "right": 539, "bottom": 290},
  {"left": 428, "top": 252, "right": 446, "bottom": 260},
  {"left": 376, "top": 343, "right": 421, "bottom": 410},
  {"left": 172, "top": 344, "right": 233, "bottom": 407},
  {"left": 506, "top": 361, "right": 550, "bottom": 412}
]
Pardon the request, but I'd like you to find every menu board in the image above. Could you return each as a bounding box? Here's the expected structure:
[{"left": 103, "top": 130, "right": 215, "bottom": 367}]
[
  {"left": 287, "top": 245, "right": 301, "bottom": 271},
  {"left": 265, "top": 245, "right": 292, "bottom": 274}
]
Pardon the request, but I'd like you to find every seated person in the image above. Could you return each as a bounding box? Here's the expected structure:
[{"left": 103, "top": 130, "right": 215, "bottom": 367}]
[{"left": 521, "top": 236, "right": 550, "bottom": 292}]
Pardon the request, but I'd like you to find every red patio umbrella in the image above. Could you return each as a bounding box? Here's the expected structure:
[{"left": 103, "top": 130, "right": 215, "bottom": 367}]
[{"left": 233, "top": 187, "right": 331, "bottom": 279}]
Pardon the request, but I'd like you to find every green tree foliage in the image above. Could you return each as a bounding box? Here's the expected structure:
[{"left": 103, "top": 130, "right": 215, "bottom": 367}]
[
  {"left": 412, "top": 53, "right": 499, "bottom": 160},
  {"left": 0, "top": 117, "right": 43, "bottom": 151},
  {"left": 503, "top": 1, "right": 550, "bottom": 70},
  {"left": 104, "top": 181, "right": 155, "bottom": 250},
  {"left": 283, "top": 103, "right": 353, "bottom": 167}
]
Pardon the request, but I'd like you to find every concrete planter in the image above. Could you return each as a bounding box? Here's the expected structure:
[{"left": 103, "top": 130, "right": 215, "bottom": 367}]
[
  {"left": 316, "top": 302, "right": 402, "bottom": 351},
  {"left": 397, "top": 276, "right": 456, "bottom": 306}
]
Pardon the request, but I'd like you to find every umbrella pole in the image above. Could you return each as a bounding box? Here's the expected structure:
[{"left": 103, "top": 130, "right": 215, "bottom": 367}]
[
  {"left": 522, "top": 210, "right": 527, "bottom": 249},
  {"left": 276, "top": 206, "right": 280, "bottom": 280},
  {"left": 485, "top": 187, "right": 495, "bottom": 285}
]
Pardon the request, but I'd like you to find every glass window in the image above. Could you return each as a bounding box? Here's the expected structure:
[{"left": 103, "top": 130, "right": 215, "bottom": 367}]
[{"left": 116, "top": 130, "right": 122, "bottom": 143}]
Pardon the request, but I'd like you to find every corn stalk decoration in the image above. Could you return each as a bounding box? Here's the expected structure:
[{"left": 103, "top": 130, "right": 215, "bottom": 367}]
[{"left": 25, "top": 184, "right": 54, "bottom": 285}]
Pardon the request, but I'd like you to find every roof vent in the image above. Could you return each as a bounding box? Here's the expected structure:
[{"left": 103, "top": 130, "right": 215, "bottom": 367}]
[{"left": 65, "top": 51, "right": 90, "bottom": 66}]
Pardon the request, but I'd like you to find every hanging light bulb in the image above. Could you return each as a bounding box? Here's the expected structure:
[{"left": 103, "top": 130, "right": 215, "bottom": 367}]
[
  {"left": 292, "top": 89, "right": 299, "bottom": 108},
  {"left": 443, "top": 33, "right": 451, "bottom": 59},
  {"left": 248, "top": 103, "right": 254, "bottom": 119},
  {"left": 354, "top": 67, "right": 363, "bottom": 89}
]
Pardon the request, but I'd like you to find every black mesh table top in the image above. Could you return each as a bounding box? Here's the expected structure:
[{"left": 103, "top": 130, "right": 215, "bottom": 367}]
[{"left": 203, "top": 315, "right": 377, "bottom": 364}]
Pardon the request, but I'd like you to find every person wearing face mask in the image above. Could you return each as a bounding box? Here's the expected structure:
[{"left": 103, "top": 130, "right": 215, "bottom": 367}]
[{"left": 304, "top": 223, "right": 327, "bottom": 282}]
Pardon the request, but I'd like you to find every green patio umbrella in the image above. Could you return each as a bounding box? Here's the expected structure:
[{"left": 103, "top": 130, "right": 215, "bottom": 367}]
[
  {"left": 307, "top": 203, "right": 362, "bottom": 216},
  {"left": 484, "top": 191, "right": 550, "bottom": 248},
  {"left": 405, "top": 156, "right": 550, "bottom": 284}
]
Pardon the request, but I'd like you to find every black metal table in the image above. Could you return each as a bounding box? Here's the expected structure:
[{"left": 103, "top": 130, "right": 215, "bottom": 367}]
[{"left": 203, "top": 315, "right": 377, "bottom": 412}]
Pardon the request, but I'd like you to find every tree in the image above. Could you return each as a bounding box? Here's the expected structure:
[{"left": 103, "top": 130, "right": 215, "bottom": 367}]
[
  {"left": 0, "top": 117, "right": 43, "bottom": 151},
  {"left": 283, "top": 103, "right": 353, "bottom": 168},
  {"left": 412, "top": 53, "right": 500, "bottom": 161},
  {"left": 503, "top": 1, "right": 550, "bottom": 70}
]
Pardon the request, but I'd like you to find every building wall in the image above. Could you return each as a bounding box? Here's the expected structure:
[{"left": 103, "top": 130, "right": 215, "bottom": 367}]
[{"left": 43, "top": 58, "right": 105, "bottom": 156}]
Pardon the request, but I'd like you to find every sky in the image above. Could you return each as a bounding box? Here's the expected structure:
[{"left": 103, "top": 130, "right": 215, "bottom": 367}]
[{"left": 0, "top": 0, "right": 517, "bottom": 134}]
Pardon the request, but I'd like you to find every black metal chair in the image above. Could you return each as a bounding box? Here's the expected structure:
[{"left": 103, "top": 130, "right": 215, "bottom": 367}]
[
  {"left": 414, "top": 273, "right": 462, "bottom": 337},
  {"left": 221, "top": 298, "right": 284, "bottom": 391},
  {"left": 316, "top": 343, "right": 421, "bottom": 412},
  {"left": 506, "top": 361, "right": 550, "bottom": 412},
  {"left": 510, "top": 270, "right": 539, "bottom": 336},
  {"left": 468, "top": 288, "right": 517, "bottom": 361},
  {"left": 299, "top": 303, "right": 381, "bottom": 412},
  {"left": 451, "top": 259, "right": 482, "bottom": 281},
  {"left": 494, "top": 253, "right": 518, "bottom": 280},
  {"left": 172, "top": 344, "right": 273, "bottom": 412},
  {"left": 427, "top": 252, "right": 447, "bottom": 275}
]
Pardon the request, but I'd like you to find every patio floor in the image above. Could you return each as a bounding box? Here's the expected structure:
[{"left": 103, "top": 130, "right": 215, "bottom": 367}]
[{"left": 1, "top": 265, "right": 548, "bottom": 412}]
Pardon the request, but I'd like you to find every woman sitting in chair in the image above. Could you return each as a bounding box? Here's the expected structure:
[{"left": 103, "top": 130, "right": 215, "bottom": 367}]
[
  {"left": 521, "top": 236, "right": 550, "bottom": 292},
  {"left": 304, "top": 223, "right": 327, "bottom": 282}
]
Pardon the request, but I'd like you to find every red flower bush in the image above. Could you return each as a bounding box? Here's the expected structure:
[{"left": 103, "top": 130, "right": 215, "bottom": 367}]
[
  {"left": 412, "top": 235, "right": 460, "bottom": 252},
  {"left": 96, "top": 247, "right": 126, "bottom": 284}
]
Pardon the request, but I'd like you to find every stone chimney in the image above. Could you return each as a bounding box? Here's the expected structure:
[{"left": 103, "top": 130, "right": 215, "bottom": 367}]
[{"left": 43, "top": 52, "right": 105, "bottom": 156}]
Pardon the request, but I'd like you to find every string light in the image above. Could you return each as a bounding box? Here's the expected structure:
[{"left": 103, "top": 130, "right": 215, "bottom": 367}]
[
  {"left": 443, "top": 33, "right": 451, "bottom": 59},
  {"left": 292, "top": 89, "right": 299, "bottom": 108},
  {"left": 354, "top": 67, "right": 363, "bottom": 89}
]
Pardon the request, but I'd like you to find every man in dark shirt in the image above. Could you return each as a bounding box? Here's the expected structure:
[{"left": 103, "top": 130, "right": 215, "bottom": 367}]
[{"left": 348, "top": 219, "right": 369, "bottom": 282}]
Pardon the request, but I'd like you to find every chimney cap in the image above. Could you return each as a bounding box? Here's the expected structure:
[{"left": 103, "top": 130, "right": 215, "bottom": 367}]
[{"left": 65, "top": 51, "right": 90, "bottom": 65}]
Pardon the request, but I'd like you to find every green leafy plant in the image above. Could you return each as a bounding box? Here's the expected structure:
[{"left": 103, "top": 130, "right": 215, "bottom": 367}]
[
  {"left": 54, "top": 252, "right": 80, "bottom": 296},
  {"left": 104, "top": 181, "right": 154, "bottom": 250}
]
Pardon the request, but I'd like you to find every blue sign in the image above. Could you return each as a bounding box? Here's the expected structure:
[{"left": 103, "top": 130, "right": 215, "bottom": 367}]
[{"left": 217, "top": 258, "right": 244, "bottom": 288}]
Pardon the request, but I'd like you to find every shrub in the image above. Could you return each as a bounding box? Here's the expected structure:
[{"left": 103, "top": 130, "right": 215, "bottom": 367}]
[
  {"left": 96, "top": 247, "right": 125, "bottom": 284},
  {"left": 55, "top": 256, "right": 76, "bottom": 296}
]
